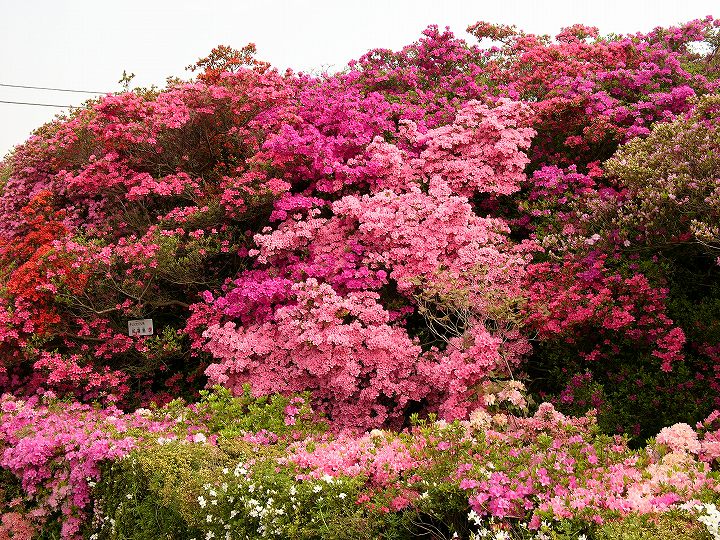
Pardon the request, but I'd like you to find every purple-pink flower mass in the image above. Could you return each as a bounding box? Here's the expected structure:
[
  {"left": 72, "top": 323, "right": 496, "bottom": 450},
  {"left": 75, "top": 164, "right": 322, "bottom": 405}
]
[{"left": 1, "top": 17, "right": 720, "bottom": 539}]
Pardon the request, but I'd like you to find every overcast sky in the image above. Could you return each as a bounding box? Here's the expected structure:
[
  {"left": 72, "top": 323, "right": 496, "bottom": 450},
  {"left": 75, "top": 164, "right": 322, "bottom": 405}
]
[{"left": 1, "top": 0, "right": 717, "bottom": 158}]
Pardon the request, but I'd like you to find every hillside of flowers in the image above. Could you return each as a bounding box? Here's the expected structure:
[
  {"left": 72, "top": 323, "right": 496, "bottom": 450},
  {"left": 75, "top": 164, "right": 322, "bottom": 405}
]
[{"left": 1, "top": 17, "right": 720, "bottom": 539}]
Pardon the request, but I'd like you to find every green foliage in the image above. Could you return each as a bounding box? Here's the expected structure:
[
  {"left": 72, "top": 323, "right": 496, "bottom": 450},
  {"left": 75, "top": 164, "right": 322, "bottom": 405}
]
[
  {"left": 603, "top": 95, "right": 720, "bottom": 253},
  {"left": 202, "top": 458, "right": 373, "bottom": 540},
  {"left": 93, "top": 439, "right": 460, "bottom": 540},
  {"left": 0, "top": 468, "right": 22, "bottom": 503},
  {"left": 142, "top": 325, "right": 185, "bottom": 360},
  {"left": 151, "top": 232, "right": 223, "bottom": 289},
  {"left": 476, "top": 512, "right": 713, "bottom": 540},
  {"left": 92, "top": 386, "right": 327, "bottom": 537},
  {"left": 93, "top": 442, "right": 229, "bottom": 539},
  {"left": 593, "top": 511, "right": 712, "bottom": 540},
  {"left": 0, "top": 162, "right": 10, "bottom": 191},
  {"left": 529, "top": 342, "right": 710, "bottom": 445},
  {"left": 193, "top": 384, "right": 326, "bottom": 439},
  {"left": 520, "top": 518, "right": 593, "bottom": 540}
]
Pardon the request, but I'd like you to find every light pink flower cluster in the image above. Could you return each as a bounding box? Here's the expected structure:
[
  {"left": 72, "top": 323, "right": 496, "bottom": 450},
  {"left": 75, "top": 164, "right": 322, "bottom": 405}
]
[{"left": 204, "top": 279, "right": 425, "bottom": 428}]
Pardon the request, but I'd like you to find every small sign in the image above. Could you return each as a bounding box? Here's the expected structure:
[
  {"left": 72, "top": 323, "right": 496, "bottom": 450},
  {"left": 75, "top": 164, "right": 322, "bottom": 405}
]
[{"left": 128, "top": 319, "right": 153, "bottom": 336}]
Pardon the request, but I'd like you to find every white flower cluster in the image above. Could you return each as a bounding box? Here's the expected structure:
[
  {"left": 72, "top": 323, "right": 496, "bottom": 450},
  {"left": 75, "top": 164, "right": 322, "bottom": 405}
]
[
  {"left": 697, "top": 503, "right": 720, "bottom": 540},
  {"left": 469, "top": 530, "right": 508, "bottom": 540},
  {"left": 469, "top": 514, "right": 509, "bottom": 539},
  {"left": 195, "top": 480, "right": 236, "bottom": 540},
  {"left": 233, "top": 462, "right": 249, "bottom": 478},
  {"left": 191, "top": 459, "right": 362, "bottom": 539},
  {"left": 157, "top": 436, "right": 177, "bottom": 445},
  {"left": 469, "top": 515, "right": 564, "bottom": 540}
]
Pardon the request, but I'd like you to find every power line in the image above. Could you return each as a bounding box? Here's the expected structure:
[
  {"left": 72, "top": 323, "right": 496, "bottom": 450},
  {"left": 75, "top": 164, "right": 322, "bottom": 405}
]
[
  {"left": 0, "top": 82, "right": 109, "bottom": 94},
  {"left": 0, "top": 100, "right": 75, "bottom": 108}
]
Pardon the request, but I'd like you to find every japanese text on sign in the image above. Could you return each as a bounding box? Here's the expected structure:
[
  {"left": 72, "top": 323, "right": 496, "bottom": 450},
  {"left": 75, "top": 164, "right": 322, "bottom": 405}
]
[{"left": 128, "top": 319, "right": 153, "bottom": 336}]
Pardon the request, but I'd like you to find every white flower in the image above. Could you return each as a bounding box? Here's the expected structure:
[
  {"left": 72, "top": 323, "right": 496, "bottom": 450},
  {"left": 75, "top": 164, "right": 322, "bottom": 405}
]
[
  {"left": 321, "top": 474, "right": 334, "bottom": 484},
  {"left": 198, "top": 495, "right": 207, "bottom": 508},
  {"left": 468, "top": 510, "right": 482, "bottom": 526},
  {"left": 313, "top": 484, "right": 322, "bottom": 493},
  {"left": 193, "top": 432, "right": 207, "bottom": 443},
  {"left": 339, "top": 493, "right": 347, "bottom": 499}
]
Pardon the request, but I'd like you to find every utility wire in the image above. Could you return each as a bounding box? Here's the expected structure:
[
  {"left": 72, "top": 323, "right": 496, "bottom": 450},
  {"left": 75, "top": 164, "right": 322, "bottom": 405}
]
[
  {"left": 0, "top": 100, "right": 75, "bottom": 108},
  {"left": 0, "top": 82, "right": 110, "bottom": 94}
]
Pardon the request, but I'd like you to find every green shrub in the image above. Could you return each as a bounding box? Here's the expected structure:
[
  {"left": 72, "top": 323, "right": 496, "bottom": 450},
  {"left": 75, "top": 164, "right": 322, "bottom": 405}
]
[
  {"left": 593, "top": 511, "right": 712, "bottom": 540},
  {"left": 93, "top": 441, "right": 231, "bottom": 539},
  {"left": 193, "top": 384, "right": 325, "bottom": 439}
]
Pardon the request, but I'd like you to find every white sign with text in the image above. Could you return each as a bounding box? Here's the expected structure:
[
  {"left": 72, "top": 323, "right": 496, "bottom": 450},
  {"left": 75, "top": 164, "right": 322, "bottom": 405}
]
[{"left": 128, "top": 319, "right": 154, "bottom": 336}]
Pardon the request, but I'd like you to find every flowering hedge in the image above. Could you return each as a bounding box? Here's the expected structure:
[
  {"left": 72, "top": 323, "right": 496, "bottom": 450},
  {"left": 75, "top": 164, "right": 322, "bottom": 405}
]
[
  {"left": 6, "top": 388, "right": 720, "bottom": 540},
  {"left": 1, "top": 16, "right": 720, "bottom": 539}
]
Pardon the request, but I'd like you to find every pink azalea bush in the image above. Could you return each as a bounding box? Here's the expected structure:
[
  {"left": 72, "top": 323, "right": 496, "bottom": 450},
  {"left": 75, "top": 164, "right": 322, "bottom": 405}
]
[
  {"left": 0, "top": 394, "right": 179, "bottom": 537},
  {"left": 200, "top": 180, "right": 532, "bottom": 427}
]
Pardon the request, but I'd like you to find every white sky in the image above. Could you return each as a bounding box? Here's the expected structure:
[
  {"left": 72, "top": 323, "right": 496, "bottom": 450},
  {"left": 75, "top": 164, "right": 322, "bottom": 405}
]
[{"left": 1, "top": 0, "right": 717, "bottom": 158}]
